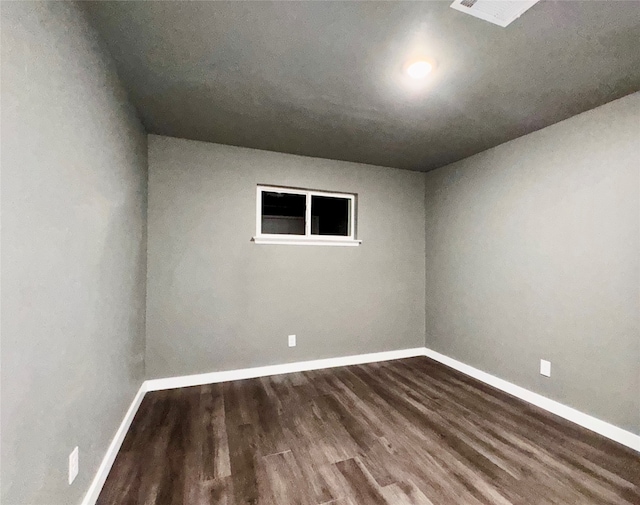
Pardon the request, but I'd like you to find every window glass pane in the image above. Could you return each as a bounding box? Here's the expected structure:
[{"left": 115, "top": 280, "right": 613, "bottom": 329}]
[
  {"left": 261, "top": 191, "right": 306, "bottom": 235},
  {"left": 311, "top": 196, "right": 350, "bottom": 236}
]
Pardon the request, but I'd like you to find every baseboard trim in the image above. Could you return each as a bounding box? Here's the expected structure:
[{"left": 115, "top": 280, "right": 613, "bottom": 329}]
[
  {"left": 144, "top": 347, "right": 426, "bottom": 392},
  {"left": 83, "top": 345, "right": 639, "bottom": 503},
  {"left": 81, "top": 384, "right": 147, "bottom": 505},
  {"left": 423, "top": 347, "right": 640, "bottom": 453}
]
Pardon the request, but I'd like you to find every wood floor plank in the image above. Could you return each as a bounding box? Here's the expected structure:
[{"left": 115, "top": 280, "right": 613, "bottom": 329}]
[
  {"left": 262, "top": 450, "right": 313, "bottom": 505},
  {"left": 334, "top": 457, "right": 389, "bottom": 505},
  {"left": 98, "top": 357, "right": 640, "bottom": 504}
]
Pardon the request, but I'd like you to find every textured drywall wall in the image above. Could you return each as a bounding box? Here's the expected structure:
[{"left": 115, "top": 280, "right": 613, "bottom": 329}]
[
  {"left": 1, "top": 2, "right": 147, "bottom": 504},
  {"left": 424, "top": 92, "right": 640, "bottom": 434},
  {"left": 146, "top": 135, "right": 426, "bottom": 378}
]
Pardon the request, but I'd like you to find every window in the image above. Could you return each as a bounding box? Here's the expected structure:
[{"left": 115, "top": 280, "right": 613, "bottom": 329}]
[{"left": 253, "top": 185, "right": 360, "bottom": 246}]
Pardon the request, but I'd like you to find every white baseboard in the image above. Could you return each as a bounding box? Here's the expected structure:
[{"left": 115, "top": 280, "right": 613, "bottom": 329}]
[
  {"left": 144, "top": 347, "right": 426, "bottom": 392},
  {"left": 83, "top": 345, "right": 639, "bottom": 504},
  {"left": 423, "top": 347, "right": 640, "bottom": 453},
  {"left": 81, "top": 384, "right": 147, "bottom": 505}
]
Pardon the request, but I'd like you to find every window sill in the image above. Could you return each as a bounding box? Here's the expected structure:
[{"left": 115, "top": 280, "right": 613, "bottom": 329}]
[{"left": 252, "top": 237, "right": 362, "bottom": 247}]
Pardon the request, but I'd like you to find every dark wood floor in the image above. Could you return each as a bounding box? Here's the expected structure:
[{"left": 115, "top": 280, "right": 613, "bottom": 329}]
[{"left": 97, "top": 357, "right": 640, "bottom": 505}]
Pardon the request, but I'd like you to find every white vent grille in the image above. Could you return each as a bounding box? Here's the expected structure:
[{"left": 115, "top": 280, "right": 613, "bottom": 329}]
[{"left": 450, "top": 0, "right": 540, "bottom": 27}]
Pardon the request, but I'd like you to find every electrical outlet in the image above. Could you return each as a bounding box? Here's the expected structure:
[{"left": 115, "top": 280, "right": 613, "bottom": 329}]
[
  {"left": 288, "top": 334, "right": 296, "bottom": 347},
  {"left": 69, "top": 446, "right": 79, "bottom": 485},
  {"left": 540, "top": 359, "right": 551, "bottom": 377}
]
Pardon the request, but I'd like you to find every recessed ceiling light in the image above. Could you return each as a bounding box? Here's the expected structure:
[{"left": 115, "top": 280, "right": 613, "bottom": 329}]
[{"left": 406, "top": 60, "right": 433, "bottom": 79}]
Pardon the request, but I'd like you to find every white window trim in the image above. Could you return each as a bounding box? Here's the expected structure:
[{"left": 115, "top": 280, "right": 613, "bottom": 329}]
[{"left": 253, "top": 185, "right": 361, "bottom": 246}]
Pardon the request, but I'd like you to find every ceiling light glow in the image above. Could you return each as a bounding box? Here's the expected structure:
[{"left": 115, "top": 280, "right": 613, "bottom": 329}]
[{"left": 406, "top": 60, "right": 433, "bottom": 79}]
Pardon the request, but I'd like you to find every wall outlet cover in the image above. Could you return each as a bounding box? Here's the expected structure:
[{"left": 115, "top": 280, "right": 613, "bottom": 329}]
[
  {"left": 288, "top": 335, "right": 296, "bottom": 347},
  {"left": 69, "top": 446, "right": 79, "bottom": 485},
  {"left": 540, "top": 359, "right": 551, "bottom": 377}
]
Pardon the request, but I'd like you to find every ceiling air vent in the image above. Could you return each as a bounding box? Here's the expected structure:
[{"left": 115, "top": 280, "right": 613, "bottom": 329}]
[{"left": 450, "top": 0, "right": 540, "bottom": 27}]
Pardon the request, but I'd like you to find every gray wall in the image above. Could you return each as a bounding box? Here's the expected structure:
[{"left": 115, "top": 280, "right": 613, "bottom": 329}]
[
  {"left": 146, "top": 136, "right": 425, "bottom": 378},
  {"left": 424, "top": 92, "right": 640, "bottom": 434},
  {"left": 1, "top": 3, "right": 147, "bottom": 504}
]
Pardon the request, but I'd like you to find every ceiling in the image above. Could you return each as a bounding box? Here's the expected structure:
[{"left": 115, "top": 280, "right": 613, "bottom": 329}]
[{"left": 83, "top": 1, "right": 640, "bottom": 172}]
